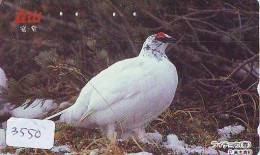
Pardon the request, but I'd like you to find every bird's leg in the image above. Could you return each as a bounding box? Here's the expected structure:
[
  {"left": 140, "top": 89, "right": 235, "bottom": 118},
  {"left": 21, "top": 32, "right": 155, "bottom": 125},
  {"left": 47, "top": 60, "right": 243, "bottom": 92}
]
[
  {"left": 133, "top": 128, "right": 162, "bottom": 144},
  {"left": 104, "top": 123, "right": 117, "bottom": 144},
  {"left": 133, "top": 128, "right": 150, "bottom": 143}
]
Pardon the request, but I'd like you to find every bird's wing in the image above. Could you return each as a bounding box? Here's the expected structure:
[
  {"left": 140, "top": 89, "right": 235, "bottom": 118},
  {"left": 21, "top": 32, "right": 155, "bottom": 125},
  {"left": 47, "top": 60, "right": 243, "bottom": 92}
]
[{"left": 68, "top": 57, "right": 156, "bottom": 121}]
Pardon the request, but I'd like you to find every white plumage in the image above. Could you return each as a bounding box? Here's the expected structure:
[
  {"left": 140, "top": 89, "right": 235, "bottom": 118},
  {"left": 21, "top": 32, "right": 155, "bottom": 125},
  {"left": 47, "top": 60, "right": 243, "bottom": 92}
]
[{"left": 46, "top": 32, "right": 178, "bottom": 142}]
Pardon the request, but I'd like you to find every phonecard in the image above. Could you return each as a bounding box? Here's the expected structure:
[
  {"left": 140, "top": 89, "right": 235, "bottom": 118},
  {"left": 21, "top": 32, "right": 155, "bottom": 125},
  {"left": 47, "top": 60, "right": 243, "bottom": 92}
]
[{"left": 0, "top": 0, "right": 259, "bottom": 154}]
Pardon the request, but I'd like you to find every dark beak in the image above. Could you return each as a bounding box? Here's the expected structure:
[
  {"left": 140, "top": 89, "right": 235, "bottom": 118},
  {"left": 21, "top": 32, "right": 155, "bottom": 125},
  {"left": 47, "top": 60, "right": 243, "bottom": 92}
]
[{"left": 156, "top": 37, "right": 177, "bottom": 43}]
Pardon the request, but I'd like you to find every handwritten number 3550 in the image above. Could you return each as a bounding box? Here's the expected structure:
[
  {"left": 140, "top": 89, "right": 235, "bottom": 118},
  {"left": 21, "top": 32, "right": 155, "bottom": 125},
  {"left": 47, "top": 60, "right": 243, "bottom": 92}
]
[{"left": 12, "top": 127, "right": 41, "bottom": 139}]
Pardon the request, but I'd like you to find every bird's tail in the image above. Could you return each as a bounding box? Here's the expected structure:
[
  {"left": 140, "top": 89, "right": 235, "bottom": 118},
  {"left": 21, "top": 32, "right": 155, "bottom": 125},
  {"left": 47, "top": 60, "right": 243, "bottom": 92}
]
[{"left": 45, "top": 108, "right": 68, "bottom": 121}]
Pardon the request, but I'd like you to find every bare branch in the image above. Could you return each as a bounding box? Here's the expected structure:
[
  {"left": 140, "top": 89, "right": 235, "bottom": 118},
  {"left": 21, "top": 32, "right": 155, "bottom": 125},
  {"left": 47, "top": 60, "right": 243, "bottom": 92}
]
[{"left": 210, "top": 54, "right": 259, "bottom": 103}]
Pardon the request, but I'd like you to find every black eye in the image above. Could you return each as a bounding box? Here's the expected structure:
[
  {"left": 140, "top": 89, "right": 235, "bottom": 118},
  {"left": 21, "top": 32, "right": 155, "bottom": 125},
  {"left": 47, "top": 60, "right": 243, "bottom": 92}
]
[{"left": 144, "top": 45, "right": 150, "bottom": 50}]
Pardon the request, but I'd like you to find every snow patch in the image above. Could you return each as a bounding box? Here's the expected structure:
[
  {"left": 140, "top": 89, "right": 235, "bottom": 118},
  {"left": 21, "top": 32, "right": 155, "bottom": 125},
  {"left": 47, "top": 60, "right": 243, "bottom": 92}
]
[
  {"left": 64, "top": 153, "right": 77, "bottom": 155},
  {"left": 164, "top": 134, "right": 227, "bottom": 155},
  {"left": 257, "top": 124, "right": 260, "bottom": 137},
  {"left": 0, "top": 68, "right": 7, "bottom": 103},
  {"left": 0, "top": 68, "right": 7, "bottom": 88},
  {"left": 0, "top": 103, "right": 14, "bottom": 117},
  {"left": 146, "top": 131, "right": 162, "bottom": 143},
  {"left": 0, "top": 129, "right": 7, "bottom": 150},
  {"left": 51, "top": 145, "right": 71, "bottom": 153},
  {"left": 218, "top": 125, "right": 245, "bottom": 141},
  {"left": 11, "top": 99, "right": 58, "bottom": 119},
  {"left": 164, "top": 134, "right": 186, "bottom": 153},
  {"left": 125, "top": 152, "right": 153, "bottom": 155},
  {"left": 89, "top": 150, "right": 98, "bottom": 155}
]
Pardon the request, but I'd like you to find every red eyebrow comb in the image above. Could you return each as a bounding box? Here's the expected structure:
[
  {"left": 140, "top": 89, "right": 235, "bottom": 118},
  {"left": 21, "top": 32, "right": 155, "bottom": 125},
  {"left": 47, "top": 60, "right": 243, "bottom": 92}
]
[{"left": 155, "top": 32, "right": 166, "bottom": 38}]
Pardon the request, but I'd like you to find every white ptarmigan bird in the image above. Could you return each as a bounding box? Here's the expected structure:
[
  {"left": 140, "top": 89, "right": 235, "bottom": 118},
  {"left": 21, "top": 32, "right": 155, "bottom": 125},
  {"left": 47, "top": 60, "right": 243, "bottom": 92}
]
[{"left": 46, "top": 32, "right": 178, "bottom": 142}]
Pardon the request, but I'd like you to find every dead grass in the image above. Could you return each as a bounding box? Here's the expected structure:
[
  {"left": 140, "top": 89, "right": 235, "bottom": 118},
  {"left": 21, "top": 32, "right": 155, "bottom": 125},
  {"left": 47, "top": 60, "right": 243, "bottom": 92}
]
[{"left": 2, "top": 85, "right": 258, "bottom": 155}]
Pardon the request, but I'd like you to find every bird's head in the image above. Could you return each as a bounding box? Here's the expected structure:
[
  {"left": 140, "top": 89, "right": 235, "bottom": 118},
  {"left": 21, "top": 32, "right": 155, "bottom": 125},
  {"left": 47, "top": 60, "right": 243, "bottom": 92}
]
[{"left": 140, "top": 32, "right": 176, "bottom": 58}]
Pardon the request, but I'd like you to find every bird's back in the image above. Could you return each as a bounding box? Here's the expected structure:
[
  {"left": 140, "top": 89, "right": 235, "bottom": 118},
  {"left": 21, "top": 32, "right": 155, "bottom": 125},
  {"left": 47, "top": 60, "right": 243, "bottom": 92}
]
[{"left": 60, "top": 56, "right": 178, "bottom": 132}]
